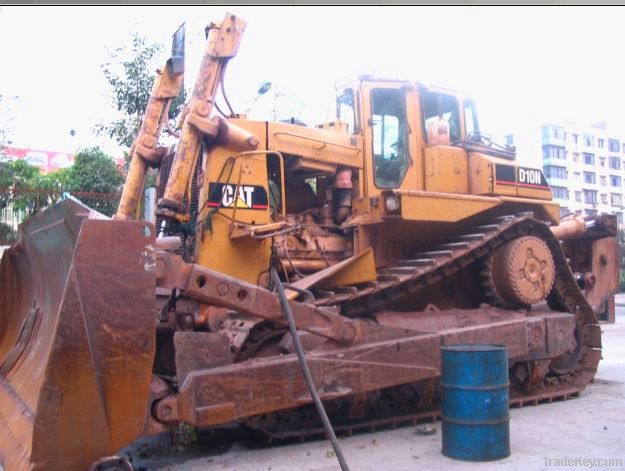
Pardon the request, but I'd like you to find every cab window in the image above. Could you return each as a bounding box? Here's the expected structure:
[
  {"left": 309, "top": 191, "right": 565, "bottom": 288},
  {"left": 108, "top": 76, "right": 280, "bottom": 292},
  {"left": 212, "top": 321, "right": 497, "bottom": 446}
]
[
  {"left": 336, "top": 88, "right": 357, "bottom": 134},
  {"left": 371, "top": 88, "right": 408, "bottom": 188},
  {"left": 464, "top": 99, "right": 479, "bottom": 137},
  {"left": 422, "top": 91, "right": 461, "bottom": 143}
]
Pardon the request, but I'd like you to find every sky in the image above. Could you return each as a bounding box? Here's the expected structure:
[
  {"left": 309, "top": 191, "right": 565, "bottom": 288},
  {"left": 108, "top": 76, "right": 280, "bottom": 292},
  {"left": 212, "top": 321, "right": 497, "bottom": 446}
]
[{"left": 1, "top": 6, "right": 625, "bottom": 168}]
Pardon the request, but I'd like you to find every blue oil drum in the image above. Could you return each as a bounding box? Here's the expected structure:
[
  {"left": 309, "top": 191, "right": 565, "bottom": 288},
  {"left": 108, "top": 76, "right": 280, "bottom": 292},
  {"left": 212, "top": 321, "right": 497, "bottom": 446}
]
[{"left": 441, "top": 344, "right": 510, "bottom": 461}]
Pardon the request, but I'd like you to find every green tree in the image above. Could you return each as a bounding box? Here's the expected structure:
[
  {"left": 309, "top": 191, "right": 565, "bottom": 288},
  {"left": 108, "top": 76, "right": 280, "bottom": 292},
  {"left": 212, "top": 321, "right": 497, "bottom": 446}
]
[
  {"left": 64, "top": 147, "right": 124, "bottom": 216},
  {"left": 0, "top": 159, "right": 44, "bottom": 216},
  {"left": 96, "top": 33, "right": 186, "bottom": 148},
  {"left": 0, "top": 148, "right": 123, "bottom": 220},
  {"left": 0, "top": 222, "right": 15, "bottom": 242}
]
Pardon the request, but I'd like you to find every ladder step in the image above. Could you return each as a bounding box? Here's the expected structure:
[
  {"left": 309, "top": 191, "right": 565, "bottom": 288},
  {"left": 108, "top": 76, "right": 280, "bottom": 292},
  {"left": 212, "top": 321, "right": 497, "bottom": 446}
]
[
  {"left": 395, "top": 258, "right": 436, "bottom": 268},
  {"left": 383, "top": 266, "right": 420, "bottom": 275},
  {"left": 437, "top": 241, "right": 470, "bottom": 250},
  {"left": 456, "top": 233, "right": 486, "bottom": 242},
  {"left": 472, "top": 224, "right": 499, "bottom": 232},
  {"left": 491, "top": 214, "right": 516, "bottom": 222},
  {"left": 332, "top": 286, "right": 359, "bottom": 294},
  {"left": 377, "top": 274, "right": 402, "bottom": 282},
  {"left": 415, "top": 250, "right": 454, "bottom": 258}
]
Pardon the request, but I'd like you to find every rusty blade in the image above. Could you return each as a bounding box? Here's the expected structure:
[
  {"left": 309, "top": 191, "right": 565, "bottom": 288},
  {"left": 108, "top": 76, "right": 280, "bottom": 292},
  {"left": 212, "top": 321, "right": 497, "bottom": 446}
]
[{"left": 0, "top": 199, "right": 156, "bottom": 471}]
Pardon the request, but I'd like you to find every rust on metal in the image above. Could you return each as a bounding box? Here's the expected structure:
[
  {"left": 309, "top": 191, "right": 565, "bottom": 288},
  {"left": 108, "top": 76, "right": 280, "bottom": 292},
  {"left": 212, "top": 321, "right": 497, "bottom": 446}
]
[{"left": 0, "top": 199, "right": 156, "bottom": 470}]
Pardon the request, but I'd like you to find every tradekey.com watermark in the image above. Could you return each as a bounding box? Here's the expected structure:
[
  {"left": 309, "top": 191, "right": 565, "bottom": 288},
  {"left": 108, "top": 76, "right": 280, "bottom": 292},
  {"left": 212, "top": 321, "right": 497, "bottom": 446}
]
[{"left": 544, "top": 456, "right": 623, "bottom": 468}]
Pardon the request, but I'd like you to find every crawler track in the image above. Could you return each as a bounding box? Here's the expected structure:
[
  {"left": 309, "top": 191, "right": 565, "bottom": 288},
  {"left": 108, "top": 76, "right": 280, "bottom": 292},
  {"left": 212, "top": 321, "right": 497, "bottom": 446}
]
[{"left": 244, "top": 213, "right": 602, "bottom": 440}]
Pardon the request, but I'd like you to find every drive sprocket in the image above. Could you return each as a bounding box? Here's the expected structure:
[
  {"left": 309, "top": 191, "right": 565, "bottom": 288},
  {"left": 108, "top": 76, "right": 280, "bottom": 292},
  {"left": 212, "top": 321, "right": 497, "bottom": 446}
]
[{"left": 481, "top": 235, "right": 555, "bottom": 309}]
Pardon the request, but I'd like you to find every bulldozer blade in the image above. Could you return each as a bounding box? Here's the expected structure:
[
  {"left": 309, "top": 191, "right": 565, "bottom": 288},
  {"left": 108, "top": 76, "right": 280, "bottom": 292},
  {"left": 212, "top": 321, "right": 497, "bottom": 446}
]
[{"left": 0, "top": 199, "right": 156, "bottom": 470}]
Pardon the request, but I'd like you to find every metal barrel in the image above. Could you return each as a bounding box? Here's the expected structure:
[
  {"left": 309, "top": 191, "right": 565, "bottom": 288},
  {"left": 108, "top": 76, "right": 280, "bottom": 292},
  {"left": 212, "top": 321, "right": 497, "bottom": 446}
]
[{"left": 441, "top": 344, "right": 510, "bottom": 461}]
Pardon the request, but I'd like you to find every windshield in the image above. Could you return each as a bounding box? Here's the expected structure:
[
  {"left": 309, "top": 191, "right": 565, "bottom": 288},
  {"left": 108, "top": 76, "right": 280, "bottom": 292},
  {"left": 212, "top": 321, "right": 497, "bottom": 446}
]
[{"left": 422, "top": 91, "right": 461, "bottom": 143}]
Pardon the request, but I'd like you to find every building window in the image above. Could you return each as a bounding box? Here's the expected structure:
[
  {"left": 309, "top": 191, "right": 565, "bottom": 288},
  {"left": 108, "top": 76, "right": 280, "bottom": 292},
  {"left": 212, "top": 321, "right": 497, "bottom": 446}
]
[
  {"left": 542, "top": 125, "right": 565, "bottom": 140},
  {"left": 600, "top": 157, "right": 606, "bottom": 167},
  {"left": 616, "top": 212, "right": 624, "bottom": 225},
  {"left": 584, "top": 134, "right": 594, "bottom": 147},
  {"left": 505, "top": 134, "right": 514, "bottom": 146},
  {"left": 572, "top": 152, "right": 580, "bottom": 162},
  {"left": 601, "top": 193, "right": 608, "bottom": 204},
  {"left": 551, "top": 186, "right": 568, "bottom": 199},
  {"left": 575, "top": 191, "right": 582, "bottom": 202},
  {"left": 608, "top": 138, "right": 620, "bottom": 152},
  {"left": 560, "top": 207, "right": 569, "bottom": 217},
  {"left": 600, "top": 175, "right": 607, "bottom": 186},
  {"left": 598, "top": 138, "right": 605, "bottom": 149},
  {"left": 584, "top": 171, "right": 596, "bottom": 184},
  {"left": 610, "top": 175, "right": 621, "bottom": 187},
  {"left": 611, "top": 193, "right": 622, "bottom": 207},
  {"left": 583, "top": 153, "right": 595, "bottom": 165},
  {"left": 609, "top": 156, "right": 621, "bottom": 169},
  {"left": 622, "top": 143, "right": 625, "bottom": 154},
  {"left": 542, "top": 145, "right": 566, "bottom": 159},
  {"left": 572, "top": 133, "right": 579, "bottom": 144},
  {"left": 586, "top": 209, "right": 598, "bottom": 216},
  {"left": 574, "top": 171, "right": 581, "bottom": 181},
  {"left": 544, "top": 165, "right": 567, "bottom": 179},
  {"left": 584, "top": 190, "right": 598, "bottom": 204}
]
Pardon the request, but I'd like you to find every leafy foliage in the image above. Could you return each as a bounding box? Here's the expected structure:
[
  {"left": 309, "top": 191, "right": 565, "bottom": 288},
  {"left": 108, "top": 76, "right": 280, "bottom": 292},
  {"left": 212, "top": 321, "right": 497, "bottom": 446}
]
[
  {"left": 0, "top": 147, "right": 123, "bottom": 219},
  {"left": 96, "top": 33, "right": 187, "bottom": 148},
  {"left": 0, "top": 160, "right": 60, "bottom": 216},
  {"left": 64, "top": 147, "right": 124, "bottom": 216},
  {"left": 0, "top": 222, "right": 15, "bottom": 242}
]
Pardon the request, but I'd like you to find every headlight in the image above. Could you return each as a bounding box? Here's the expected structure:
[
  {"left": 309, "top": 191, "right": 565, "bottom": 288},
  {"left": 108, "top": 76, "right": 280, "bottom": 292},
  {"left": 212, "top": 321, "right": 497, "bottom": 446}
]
[{"left": 385, "top": 195, "right": 400, "bottom": 213}]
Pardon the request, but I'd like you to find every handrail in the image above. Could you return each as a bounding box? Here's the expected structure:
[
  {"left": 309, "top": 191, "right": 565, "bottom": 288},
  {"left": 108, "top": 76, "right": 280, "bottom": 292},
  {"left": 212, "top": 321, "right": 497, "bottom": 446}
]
[
  {"left": 226, "top": 150, "right": 287, "bottom": 219},
  {"left": 272, "top": 131, "right": 360, "bottom": 153}
]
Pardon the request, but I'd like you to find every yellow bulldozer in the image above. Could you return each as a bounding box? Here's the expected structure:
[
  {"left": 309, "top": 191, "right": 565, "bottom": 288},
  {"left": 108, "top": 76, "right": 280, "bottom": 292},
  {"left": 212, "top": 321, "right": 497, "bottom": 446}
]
[{"left": 0, "top": 12, "right": 619, "bottom": 470}]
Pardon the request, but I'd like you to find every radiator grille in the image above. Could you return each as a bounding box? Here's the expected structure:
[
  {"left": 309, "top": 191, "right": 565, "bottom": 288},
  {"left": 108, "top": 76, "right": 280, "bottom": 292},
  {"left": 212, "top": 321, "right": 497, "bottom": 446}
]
[{"left": 155, "top": 147, "right": 202, "bottom": 262}]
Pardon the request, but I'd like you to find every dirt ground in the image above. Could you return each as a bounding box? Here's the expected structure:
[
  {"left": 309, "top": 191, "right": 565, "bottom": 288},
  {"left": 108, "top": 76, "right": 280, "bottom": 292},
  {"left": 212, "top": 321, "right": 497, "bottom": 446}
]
[{"left": 123, "top": 309, "right": 625, "bottom": 471}]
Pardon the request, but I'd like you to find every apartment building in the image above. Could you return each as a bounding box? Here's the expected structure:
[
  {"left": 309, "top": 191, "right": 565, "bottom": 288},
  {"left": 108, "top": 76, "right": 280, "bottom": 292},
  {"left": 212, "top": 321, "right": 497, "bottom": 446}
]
[{"left": 541, "top": 121, "right": 625, "bottom": 224}]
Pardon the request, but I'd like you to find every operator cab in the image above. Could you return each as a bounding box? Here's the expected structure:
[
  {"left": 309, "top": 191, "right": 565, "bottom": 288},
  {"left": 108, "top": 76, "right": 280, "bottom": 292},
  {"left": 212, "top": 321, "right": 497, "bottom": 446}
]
[
  {"left": 333, "top": 76, "right": 549, "bottom": 204},
  {"left": 336, "top": 75, "right": 515, "bottom": 162}
]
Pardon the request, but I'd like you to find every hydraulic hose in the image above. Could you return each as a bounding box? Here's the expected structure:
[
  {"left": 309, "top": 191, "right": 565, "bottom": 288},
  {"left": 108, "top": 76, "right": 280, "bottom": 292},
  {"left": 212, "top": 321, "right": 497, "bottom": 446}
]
[{"left": 270, "top": 268, "right": 350, "bottom": 471}]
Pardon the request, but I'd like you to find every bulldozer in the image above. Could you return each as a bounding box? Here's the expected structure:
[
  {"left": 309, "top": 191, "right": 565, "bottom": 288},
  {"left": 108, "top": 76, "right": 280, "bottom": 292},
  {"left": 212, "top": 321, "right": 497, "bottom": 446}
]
[{"left": 0, "top": 12, "right": 619, "bottom": 470}]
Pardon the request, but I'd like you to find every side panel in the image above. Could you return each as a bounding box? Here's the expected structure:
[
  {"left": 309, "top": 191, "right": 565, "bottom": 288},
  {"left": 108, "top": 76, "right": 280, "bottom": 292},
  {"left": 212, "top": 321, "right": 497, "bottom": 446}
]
[
  {"left": 196, "top": 120, "right": 272, "bottom": 285},
  {"left": 492, "top": 162, "right": 518, "bottom": 196},
  {"left": 399, "top": 192, "right": 499, "bottom": 223},
  {"left": 424, "top": 146, "right": 469, "bottom": 194},
  {"left": 516, "top": 166, "right": 552, "bottom": 200},
  {"left": 267, "top": 122, "right": 363, "bottom": 170},
  {"left": 468, "top": 152, "right": 493, "bottom": 195}
]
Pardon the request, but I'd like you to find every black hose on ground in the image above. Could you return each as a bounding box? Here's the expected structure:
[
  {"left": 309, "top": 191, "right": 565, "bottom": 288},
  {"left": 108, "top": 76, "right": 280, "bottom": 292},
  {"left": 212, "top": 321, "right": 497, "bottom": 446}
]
[{"left": 270, "top": 268, "right": 350, "bottom": 471}]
